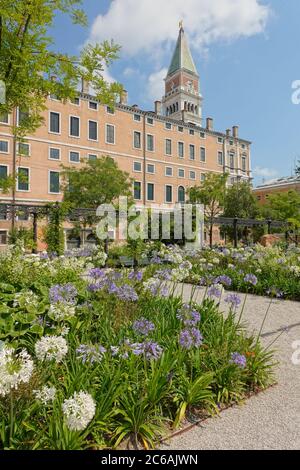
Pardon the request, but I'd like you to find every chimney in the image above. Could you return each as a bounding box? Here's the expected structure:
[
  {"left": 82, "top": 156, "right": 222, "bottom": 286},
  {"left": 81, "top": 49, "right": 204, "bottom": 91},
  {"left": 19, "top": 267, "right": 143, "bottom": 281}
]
[
  {"left": 120, "top": 89, "right": 128, "bottom": 105},
  {"left": 206, "top": 117, "right": 213, "bottom": 131},
  {"left": 81, "top": 78, "right": 90, "bottom": 94},
  {"left": 155, "top": 100, "right": 162, "bottom": 115},
  {"left": 226, "top": 128, "right": 231, "bottom": 137},
  {"left": 232, "top": 126, "right": 239, "bottom": 138}
]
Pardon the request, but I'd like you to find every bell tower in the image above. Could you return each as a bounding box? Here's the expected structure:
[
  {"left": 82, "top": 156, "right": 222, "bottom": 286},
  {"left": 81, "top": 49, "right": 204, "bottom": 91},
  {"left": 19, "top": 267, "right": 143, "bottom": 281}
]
[{"left": 162, "top": 23, "right": 202, "bottom": 126}]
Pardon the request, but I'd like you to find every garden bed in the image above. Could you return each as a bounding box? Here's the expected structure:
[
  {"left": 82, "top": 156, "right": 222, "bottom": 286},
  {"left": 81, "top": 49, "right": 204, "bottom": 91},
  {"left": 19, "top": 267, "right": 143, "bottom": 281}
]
[{"left": 0, "top": 244, "right": 277, "bottom": 450}]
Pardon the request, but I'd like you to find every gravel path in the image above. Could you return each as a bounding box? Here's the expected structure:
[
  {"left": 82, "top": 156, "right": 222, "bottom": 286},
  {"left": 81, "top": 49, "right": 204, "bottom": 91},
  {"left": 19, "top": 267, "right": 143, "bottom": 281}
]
[{"left": 160, "top": 283, "right": 300, "bottom": 450}]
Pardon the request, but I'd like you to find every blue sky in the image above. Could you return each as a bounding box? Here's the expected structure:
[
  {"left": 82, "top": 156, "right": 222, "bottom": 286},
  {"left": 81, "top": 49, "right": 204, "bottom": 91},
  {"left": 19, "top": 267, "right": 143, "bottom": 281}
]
[{"left": 50, "top": 0, "right": 300, "bottom": 185}]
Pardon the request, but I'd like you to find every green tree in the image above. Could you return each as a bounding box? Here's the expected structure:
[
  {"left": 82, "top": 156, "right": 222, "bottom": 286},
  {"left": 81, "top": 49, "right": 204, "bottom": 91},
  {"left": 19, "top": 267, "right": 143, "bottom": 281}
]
[
  {"left": 62, "top": 156, "right": 131, "bottom": 228},
  {"left": 0, "top": 0, "right": 122, "bottom": 137},
  {"left": 295, "top": 159, "right": 300, "bottom": 177},
  {"left": 263, "top": 190, "right": 300, "bottom": 222},
  {"left": 222, "top": 181, "right": 260, "bottom": 243},
  {"left": 188, "top": 173, "right": 228, "bottom": 247}
]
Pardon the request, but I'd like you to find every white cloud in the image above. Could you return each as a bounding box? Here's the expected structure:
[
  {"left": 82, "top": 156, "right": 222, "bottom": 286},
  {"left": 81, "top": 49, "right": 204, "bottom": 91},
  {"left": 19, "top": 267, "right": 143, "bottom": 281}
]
[
  {"left": 123, "top": 67, "right": 135, "bottom": 78},
  {"left": 147, "top": 68, "right": 168, "bottom": 102},
  {"left": 253, "top": 166, "right": 278, "bottom": 179},
  {"left": 87, "top": 0, "right": 270, "bottom": 58}
]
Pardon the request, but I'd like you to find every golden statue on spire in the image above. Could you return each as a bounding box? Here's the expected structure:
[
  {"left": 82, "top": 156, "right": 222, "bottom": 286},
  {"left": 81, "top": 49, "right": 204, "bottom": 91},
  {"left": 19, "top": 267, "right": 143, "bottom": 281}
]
[{"left": 179, "top": 20, "right": 183, "bottom": 30}]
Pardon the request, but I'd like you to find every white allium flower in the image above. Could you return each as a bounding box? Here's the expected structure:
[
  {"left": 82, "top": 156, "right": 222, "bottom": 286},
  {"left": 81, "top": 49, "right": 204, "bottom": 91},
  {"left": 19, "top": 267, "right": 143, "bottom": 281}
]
[
  {"left": 35, "top": 335, "right": 68, "bottom": 363},
  {"left": 212, "top": 258, "right": 220, "bottom": 265},
  {"left": 62, "top": 391, "right": 96, "bottom": 431},
  {"left": 0, "top": 346, "right": 34, "bottom": 397},
  {"left": 60, "top": 326, "right": 70, "bottom": 336},
  {"left": 13, "top": 290, "right": 40, "bottom": 309},
  {"left": 48, "top": 303, "right": 76, "bottom": 321},
  {"left": 290, "top": 266, "right": 300, "bottom": 277},
  {"left": 33, "top": 385, "right": 56, "bottom": 405}
]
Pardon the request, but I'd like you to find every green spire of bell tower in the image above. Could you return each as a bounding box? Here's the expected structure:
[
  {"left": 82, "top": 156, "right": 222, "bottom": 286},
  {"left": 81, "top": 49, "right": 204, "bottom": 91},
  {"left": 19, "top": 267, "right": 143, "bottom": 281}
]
[{"left": 167, "top": 23, "right": 198, "bottom": 77}]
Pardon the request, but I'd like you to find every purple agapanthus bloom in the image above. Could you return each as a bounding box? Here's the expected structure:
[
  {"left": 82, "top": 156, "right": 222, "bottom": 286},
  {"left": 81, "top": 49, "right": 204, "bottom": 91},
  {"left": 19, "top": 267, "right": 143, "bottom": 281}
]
[
  {"left": 177, "top": 304, "right": 201, "bottom": 326},
  {"left": 230, "top": 352, "right": 247, "bottom": 369},
  {"left": 214, "top": 275, "right": 232, "bottom": 287},
  {"left": 133, "top": 318, "right": 155, "bottom": 336},
  {"left": 116, "top": 284, "right": 138, "bottom": 302},
  {"left": 76, "top": 344, "right": 106, "bottom": 364},
  {"left": 107, "top": 282, "right": 119, "bottom": 294},
  {"left": 207, "top": 285, "right": 222, "bottom": 299},
  {"left": 128, "top": 270, "right": 143, "bottom": 281},
  {"left": 49, "top": 283, "right": 78, "bottom": 305},
  {"left": 88, "top": 268, "right": 107, "bottom": 279},
  {"left": 87, "top": 281, "right": 106, "bottom": 292},
  {"left": 266, "top": 287, "right": 284, "bottom": 298},
  {"left": 224, "top": 293, "right": 242, "bottom": 308},
  {"left": 179, "top": 328, "right": 203, "bottom": 350},
  {"left": 132, "top": 341, "right": 163, "bottom": 360},
  {"left": 151, "top": 255, "right": 163, "bottom": 264},
  {"left": 154, "top": 269, "right": 173, "bottom": 281},
  {"left": 198, "top": 277, "right": 207, "bottom": 287},
  {"left": 244, "top": 274, "right": 258, "bottom": 286}
]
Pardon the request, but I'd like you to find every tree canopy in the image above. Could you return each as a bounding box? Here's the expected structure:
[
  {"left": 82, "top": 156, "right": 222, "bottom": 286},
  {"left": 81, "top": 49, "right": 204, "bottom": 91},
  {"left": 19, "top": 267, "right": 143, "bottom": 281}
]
[
  {"left": 188, "top": 173, "right": 228, "bottom": 247},
  {"left": 62, "top": 156, "right": 132, "bottom": 210},
  {"left": 223, "top": 181, "right": 259, "bottom": 219},
  {"left": 0, "top": 0, "right": 122, "bottom": 136}
]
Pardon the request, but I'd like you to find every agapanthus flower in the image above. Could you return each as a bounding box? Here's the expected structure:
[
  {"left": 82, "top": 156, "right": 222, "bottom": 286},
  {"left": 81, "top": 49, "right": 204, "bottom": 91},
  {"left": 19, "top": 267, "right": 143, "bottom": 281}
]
[
  {"left": 179, "top": 328, "right": 203, "bottom": 350},
  {"left": 33, "top": 385, "right": 56, "bottom": 405},
  {"left": 88, "top": 268, "right": 107, "bottom": 279},
  {"left": 35, "top": 335, "right": 68, "bottom": 363},
  {"left": 76, "top": 344, "right": 106, "bottom": 364},
  {"left": 49, "top": 283, "right": 78, "bottom": 305},
  {"left": 48, "top": 303, "right": 76, "bottom": 321},
  {"left": 207, "top": 284, "right": 222, "bottom": 299},
  {"left": 131, "top": 341, "right": 163, "bottom": 360},
  {"left": 62, "top": 391, "right": 96, "bottom": 431},
  {"left": 110, "top": 339, "right": 133, "bottom": 359},
  {"left": 143, "top": 278, "right": 168, "bottom": 297},
  {"left": 224, "top": 293, "right": 242, "bottom": 308},
  {"left": 13, "top": 290, "right": 40, "bottom": 309},
  {"left": 0, "top": 346, "right": 34, "bottom": 397},
  {"left": 214, "top": 275, "right": 232, "bottom": 287},
  {"left": 177, "top": 304, "right": 201, "bottom": 326},
  {"left": 244, "top": 274, "right": 258, "bottom": 286},
  {"left": 133, "top": 318, "right": 155, "bottom": 336},
  {"left": 266, "top": 287, "right": 284, "bottom": 298},
  {"left": 230, "top": 352, "right": 247, "bottom": 369},
  {"left": 115, "top": 284, "right": 138, "bottom": 302},
  {"left": 128, "top": 270, "right": 143, "bottom": 281},
  {"left": 154, "top": 269, "right": 173, "bottom": 281}
]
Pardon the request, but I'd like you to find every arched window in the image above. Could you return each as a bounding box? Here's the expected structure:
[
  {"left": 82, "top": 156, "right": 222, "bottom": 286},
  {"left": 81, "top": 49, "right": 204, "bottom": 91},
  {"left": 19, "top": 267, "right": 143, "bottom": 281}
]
[
  {"left": 187, "top": 103, "right": 191, "bottom": 112},
  {"left": 85, "top": 233, "right": 97, "bottom": 247},
  {"left": 191, "top": 104, "right": 194, "bottom": 113},
  {"left": 176, "top": 102, "right": 179, "bottom": 111},
  {"left": 178, "top": 186, "right": 185, "bottom": 203},
  {"left": 67, "top": 234, "right": 81, "bottom": 250}
]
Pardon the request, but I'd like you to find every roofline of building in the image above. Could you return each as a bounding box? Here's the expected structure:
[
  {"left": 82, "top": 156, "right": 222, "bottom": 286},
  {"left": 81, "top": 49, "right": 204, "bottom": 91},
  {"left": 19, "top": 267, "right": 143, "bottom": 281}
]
[
  {"left": 78, "top": 91, "right": 252, "bottom": 144},
  {"left": 253, "top": 178, "right": 300, "bottom": 191}
]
